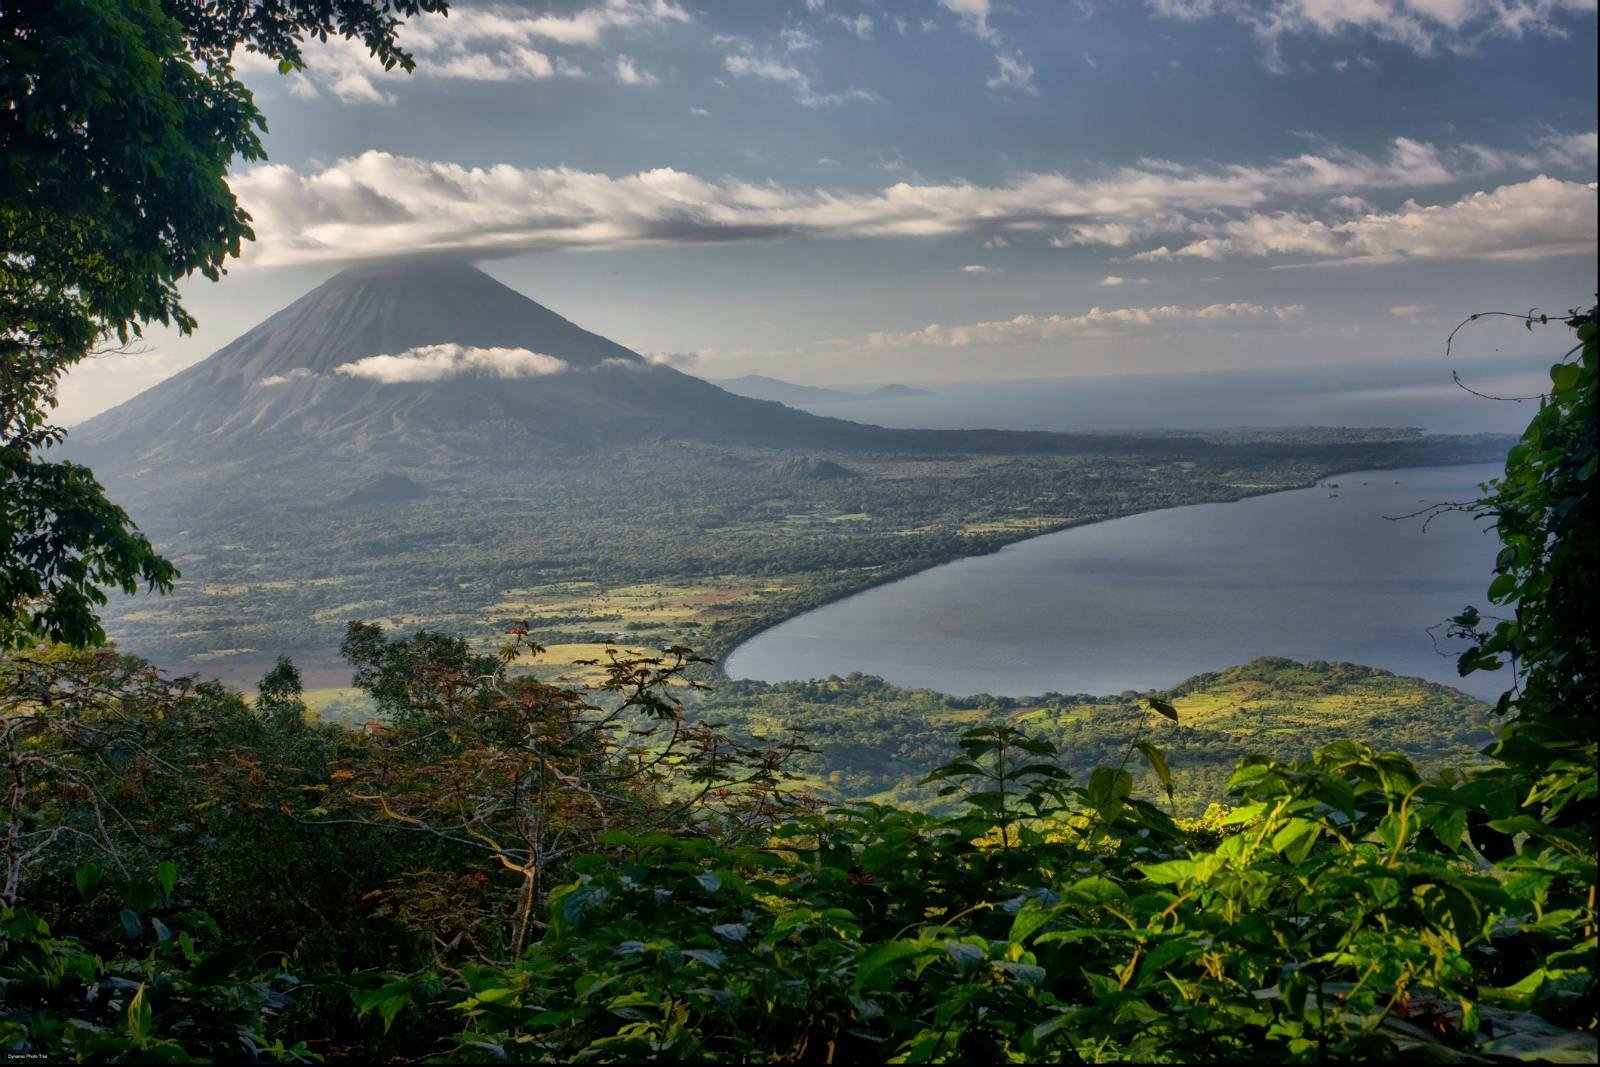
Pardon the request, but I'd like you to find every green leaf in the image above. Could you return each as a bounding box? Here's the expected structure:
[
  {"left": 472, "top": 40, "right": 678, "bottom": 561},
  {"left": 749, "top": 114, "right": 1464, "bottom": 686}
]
[
  {"left": 855, "top": 941, "right": 923, "bottom": 989},
  {"left": 157, "top": 860, "right": 178, "bottom": 897},
  {"left": 74, "top": 863, "right": 102, "bottom": 901},
  {"left": 120, "top": 909, "right": 142, "bottom": 940},
  {"left": 1138, "top": 859, "right": 1198, "bottom": 885},
  {"left": 1146, "top": 696, "right": 1179, "bottom": 722},
  {"left": 1009, "top": 903, "right": 1054, "bottom": 943},
  {"left": 127, "top": 984, "right": 152, "bottom": 1045},
  {"left": 1133, "top": 741, "right": 1174, "bottom": 806}
]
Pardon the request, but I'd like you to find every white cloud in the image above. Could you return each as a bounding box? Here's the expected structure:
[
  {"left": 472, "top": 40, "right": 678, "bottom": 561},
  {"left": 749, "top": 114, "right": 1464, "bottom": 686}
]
[
  {"left": 1138, "top": 175, "right": 1598, "bottom": 264},
  {"left": 1538, "top": 128, "right": 1600, "bottom": 169},
  {"left": 1098, "top": 275, "right": 1152, "bottom": 286},
  {"left": 986, "top": 53, "right": 1036, "bottom": 91},
  {"left": 867, "top": 302, "right": 1306, "bottom": 348},
  {"left": 238, "top": 1, "right": 689, "bottom": 102},
  {"left": 779, "top": 27, "right": 817, "bottom": 50},
  {"left": 1147, "top": 0, "right": 1596, "bottom": 64},
  {"left": 960, "top": 264, "right": 998, "bottom": 273},
  {"left": 258, "top": 368, "right": 316, "bottom": 386},
  {"left": 937, "top": 0, "right": 1039, "bottom": 92},
  {"left": 722, "top": 47, "right": 875, "bottom": 106},
  {"left": 613, "top": 54, "right": 657, "bottom": 85},
  {"left": 641, "top": 350, "right": 702, "bottom": 368},
  {"left": 941, "top": 0, "right": 997, "bottom": 41},
  {"left": 828, "top": 12, "right": 875, "bottom": 37},
  {"left": 1389, "top": 304, "right": 1432, "bottom": 316},
  {"left": 335, "top": 344, "right": 570, "bottom": 383},
  {"left": 227, "top": 133, "right": 1594, "bottom": 267}
]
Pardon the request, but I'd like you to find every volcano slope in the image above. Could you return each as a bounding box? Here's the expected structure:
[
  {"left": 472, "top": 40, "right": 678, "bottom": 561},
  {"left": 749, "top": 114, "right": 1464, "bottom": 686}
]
[{"left": 70, "top": 259, "right": 1507, "bottom": 683}]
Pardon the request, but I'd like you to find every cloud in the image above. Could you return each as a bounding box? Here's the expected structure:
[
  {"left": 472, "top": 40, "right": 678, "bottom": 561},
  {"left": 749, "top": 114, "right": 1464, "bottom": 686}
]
[
  {"left": 258, "top": 368, "right": 316, "bottom": 386},
  {"left": 936, "top": 0, "right": 1038, "bottom": 92},
  {"left": 1136, "top": 175, "right": 1598, "bottom": 264},
  {"left": 722, "top": 46, "right": 875, "bottom": 106},
  {"left": 1146, "top": 0, "right": 1596, "bottom": 65},
  {"left": 867, "top": 302, "right": 1306, "bottom": 348},
  {"left": 1388, "top": 304, "right": 1432, "bottom": 317},
  {"left": 641, "top": 350, "right": 701, "bottom": 368},
  {"left": 828, "top": 12, "right": 875, "bottom": 37},
  {"left": 613, "top": 54, "right": 657, "bottom": 85},
  {"left": 940, "top": 0, "right": 997, "bottom": 41},
  {"left": 228, "top": 133, "right": 1594, "bottom": 267},
  {"left": 334, "top": 344, "right": 570, "bottom": 383},
  {"left": 237, "top": 1, "right": 689, "bottom": 102},
  {"left": 986, "top": 53, "right": 1036, "bottom": 91},
  {"left": 961, "top": 264, "right": 998, "bottom": 273},
  {"left": 1098, "top": 275, "right": 1151, "bottom": 286}
]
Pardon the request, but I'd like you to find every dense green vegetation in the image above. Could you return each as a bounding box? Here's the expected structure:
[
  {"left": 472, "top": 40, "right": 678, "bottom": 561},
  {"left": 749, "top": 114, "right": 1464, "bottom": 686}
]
[
  {"left": 0, "top": 309, "right": 1594, "bottom": 1062},
  {"left": 695, "top": 658, "right": 1494, "bottom": 813}
]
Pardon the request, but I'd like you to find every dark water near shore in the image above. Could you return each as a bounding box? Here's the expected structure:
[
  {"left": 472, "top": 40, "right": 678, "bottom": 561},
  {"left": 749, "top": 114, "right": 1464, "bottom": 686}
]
[{"left": 726, "top": 464, "right": 1509, "bottom": 700}]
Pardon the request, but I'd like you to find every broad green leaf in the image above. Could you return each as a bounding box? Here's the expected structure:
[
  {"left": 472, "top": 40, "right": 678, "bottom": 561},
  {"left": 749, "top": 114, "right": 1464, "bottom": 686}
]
[{"left": 1134, "top": 741, "right": 1174, "bottom": 806}]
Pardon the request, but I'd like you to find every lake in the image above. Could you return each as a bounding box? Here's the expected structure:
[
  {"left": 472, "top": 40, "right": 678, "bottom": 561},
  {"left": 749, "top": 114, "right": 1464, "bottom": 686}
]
[{"left": 726, "top": 464, "right": 1510, "bottom": 701}]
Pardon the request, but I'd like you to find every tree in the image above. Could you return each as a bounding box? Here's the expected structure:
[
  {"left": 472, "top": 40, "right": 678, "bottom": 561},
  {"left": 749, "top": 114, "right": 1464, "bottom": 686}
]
[
  {"left": 0, "top": 0, "right": 447, "bottom": 648},
  {"left": 256, "top": 655, "right": 308, "bottom": 730},
  {"left": 1447, "top": 304, "right": 1597, "bottom": 845}
]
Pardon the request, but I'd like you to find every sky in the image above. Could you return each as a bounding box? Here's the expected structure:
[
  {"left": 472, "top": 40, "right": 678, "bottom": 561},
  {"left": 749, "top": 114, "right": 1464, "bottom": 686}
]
[{"left": 59, "top": 0, "right": 1599, "bottom": 423}]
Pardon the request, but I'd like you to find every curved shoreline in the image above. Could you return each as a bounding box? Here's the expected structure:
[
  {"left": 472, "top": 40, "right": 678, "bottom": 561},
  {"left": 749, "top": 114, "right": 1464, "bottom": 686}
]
[{"left": 714, "top": 457, "right": 1499, "bottom": 683}]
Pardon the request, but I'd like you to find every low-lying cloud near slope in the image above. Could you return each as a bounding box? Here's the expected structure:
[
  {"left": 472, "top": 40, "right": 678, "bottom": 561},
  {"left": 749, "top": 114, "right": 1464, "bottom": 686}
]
[
  {"left": 334, "top": 344, "right": 570, "bottom": 383},
  {"left": 230, "top": 132, "right": 1596, "bottom": 268}
]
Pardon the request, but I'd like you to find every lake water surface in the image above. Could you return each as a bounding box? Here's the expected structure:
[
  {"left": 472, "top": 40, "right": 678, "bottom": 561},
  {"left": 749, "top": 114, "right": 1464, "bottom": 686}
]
[{"left": 726, "top": 464, "right": 1509, "bottom": 700}]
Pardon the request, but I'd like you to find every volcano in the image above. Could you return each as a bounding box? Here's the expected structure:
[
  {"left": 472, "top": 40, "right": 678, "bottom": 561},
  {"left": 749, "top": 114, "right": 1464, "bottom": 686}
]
[{"left": 74, "top": 259, "right": 934, "bottom": 466}]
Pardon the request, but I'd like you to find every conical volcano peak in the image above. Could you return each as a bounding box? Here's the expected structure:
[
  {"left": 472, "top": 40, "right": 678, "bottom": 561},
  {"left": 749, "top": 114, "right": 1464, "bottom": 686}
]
[{"left": 207, "top": 257, "right": 643, "bottom": 381}]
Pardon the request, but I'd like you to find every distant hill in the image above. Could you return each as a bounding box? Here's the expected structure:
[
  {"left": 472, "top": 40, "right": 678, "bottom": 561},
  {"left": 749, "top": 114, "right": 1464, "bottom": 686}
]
[
  {"left": 713, "top": 374, "right": 933, "bottom": 406},
  {"left": 702, "top": 657, "right": 1495, "bottom": 813},
  {"left": 769, "top": 456, "right": 859, "bottom": 480}
]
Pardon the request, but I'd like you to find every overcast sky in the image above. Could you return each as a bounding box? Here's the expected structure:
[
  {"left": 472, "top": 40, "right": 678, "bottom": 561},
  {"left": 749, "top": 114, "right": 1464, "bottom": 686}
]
[{"left": 60, "top": 0, "right": 1598, "bottom": 422}]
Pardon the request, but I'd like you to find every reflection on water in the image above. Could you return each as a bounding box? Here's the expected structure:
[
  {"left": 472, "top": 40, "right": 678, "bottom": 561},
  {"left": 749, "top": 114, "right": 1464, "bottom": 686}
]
[{"left": 726, "top": 464, "right": 1508, "bottom": 700}]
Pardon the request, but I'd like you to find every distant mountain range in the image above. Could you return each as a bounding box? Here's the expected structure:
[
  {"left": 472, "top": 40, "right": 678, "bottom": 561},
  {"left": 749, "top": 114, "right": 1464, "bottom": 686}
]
[{"left": 712, "top": 375, "right": 933, "bottom": 407}]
